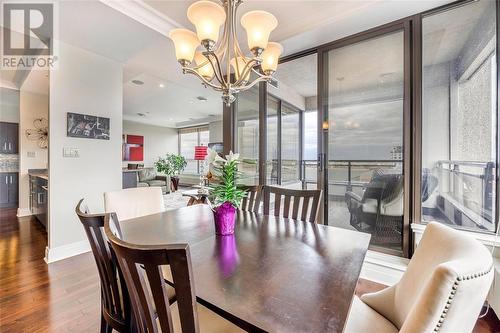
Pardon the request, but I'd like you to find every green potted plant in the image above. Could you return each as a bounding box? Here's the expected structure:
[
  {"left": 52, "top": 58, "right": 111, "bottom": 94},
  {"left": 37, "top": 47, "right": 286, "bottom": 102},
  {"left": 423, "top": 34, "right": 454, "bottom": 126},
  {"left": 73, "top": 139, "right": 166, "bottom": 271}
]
[
  {"left": 207, "top": 149, "right": 247, "bottom": 235},
  {"left": 154, "top": 153, "right": 187, "bottom": 191}
]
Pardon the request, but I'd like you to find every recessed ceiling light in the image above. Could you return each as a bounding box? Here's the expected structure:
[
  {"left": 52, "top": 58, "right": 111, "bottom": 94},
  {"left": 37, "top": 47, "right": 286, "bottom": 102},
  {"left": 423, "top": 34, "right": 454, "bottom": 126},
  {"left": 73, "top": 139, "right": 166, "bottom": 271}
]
[
  {"left": 159, "top": 83, "right": 165, "bottom": 88},
  {"left": 131, "top": 79, "right": 144, "bottom": 85},
  {"left": 196, "top": 96, "right": 208, "bottom": 102}
]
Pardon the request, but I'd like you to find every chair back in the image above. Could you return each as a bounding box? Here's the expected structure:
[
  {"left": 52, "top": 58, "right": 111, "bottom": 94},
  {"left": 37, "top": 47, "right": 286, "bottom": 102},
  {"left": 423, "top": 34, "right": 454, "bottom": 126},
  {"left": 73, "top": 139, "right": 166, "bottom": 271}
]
[
  {"left": 104, "top": 213, "right": 200, "bottom": 333},
  {"left": 240, "top": 185, "right": 262, "bottom": 213},
  {"left": 361, "top": 222, "right": 494, "bottom": 333},
  {"left": 75, "top": 199, "right": 130, "bottom": 332},
  {"left": 104, "top": 187, "right": 165, "bottom": 221},
  {"left": 263, "top": 186, "right": 322, "bottom": 223}
]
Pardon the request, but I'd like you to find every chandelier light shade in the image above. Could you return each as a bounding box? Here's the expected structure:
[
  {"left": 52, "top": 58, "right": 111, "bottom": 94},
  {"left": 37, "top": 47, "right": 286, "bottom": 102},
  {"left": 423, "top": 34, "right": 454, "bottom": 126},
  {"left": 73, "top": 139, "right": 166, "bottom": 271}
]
[
  {"left": 240, "top": 10, "right": 278, "bottom": 55},
  {"left": 187, "top": 1, "right": 226, "bottom": 46},
  {"left": 168, "top": 29, "right": 199, "bottom": 65},
  {"left": 194, "top": 51, "right": 215, "bottom": 79},
  {"left": 168, "top": 0, "right": 283, "bottom": 105},
  {"left": 261, "top": 42, "right": 283, "bottom": 75}
]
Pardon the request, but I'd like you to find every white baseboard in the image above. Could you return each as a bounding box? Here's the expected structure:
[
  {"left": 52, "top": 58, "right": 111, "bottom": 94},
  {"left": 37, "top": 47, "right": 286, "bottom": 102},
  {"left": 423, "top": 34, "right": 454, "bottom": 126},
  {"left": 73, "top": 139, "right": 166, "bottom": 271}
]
[
  {"left": 360, "top": 250, "right": 408, "bottom": 286},
  {"left": 16, "top": 208, "right": 32, "bottom": 217},
  {"left": 44, "top": 240, "right": 91, "bottom": 264}
]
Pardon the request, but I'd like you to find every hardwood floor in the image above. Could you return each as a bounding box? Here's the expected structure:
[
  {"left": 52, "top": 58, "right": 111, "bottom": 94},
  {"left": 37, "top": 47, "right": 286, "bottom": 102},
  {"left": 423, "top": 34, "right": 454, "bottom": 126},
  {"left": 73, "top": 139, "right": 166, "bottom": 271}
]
[{"left": 0, "top": 207, "right": 498, "bottom": 332}]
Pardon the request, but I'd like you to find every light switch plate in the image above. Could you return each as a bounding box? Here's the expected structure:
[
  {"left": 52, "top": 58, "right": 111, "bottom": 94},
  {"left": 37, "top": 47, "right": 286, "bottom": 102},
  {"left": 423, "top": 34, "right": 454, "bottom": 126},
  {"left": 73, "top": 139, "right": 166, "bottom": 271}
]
[
  {"left": 27, "top": 151, "right": 36, "bottom": 158},
  {"left": 63, "top": 147, "right": 80, "bottom": 158}
]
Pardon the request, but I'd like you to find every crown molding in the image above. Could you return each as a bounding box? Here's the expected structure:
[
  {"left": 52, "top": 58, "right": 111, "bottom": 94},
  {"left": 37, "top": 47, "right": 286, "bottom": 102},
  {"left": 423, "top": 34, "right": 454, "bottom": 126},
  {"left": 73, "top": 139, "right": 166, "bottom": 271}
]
[{"left": 99, "top": 0, "right": 181, "bottom": 37}]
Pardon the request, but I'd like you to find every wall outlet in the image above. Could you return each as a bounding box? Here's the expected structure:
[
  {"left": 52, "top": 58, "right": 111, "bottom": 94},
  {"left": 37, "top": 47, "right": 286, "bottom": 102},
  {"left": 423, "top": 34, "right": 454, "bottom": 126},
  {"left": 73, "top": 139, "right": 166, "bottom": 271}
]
[
  {"left": 63, "top": 147, "right": 80, "bottom": 158},
  {"left": 27, "top": 151, "right": 36, "bottom": 158}
]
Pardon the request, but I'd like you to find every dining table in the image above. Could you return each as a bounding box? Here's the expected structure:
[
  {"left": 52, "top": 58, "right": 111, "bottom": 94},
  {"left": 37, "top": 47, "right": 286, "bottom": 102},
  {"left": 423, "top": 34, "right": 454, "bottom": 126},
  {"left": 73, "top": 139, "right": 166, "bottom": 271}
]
[{"left": 119, "top": 204, "right": 371, "bottom": 333}]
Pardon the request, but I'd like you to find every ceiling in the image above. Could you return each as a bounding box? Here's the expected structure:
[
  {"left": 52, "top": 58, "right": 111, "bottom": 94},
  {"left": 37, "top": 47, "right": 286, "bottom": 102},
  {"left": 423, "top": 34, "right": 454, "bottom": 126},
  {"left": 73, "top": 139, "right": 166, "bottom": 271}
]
[{"left": 1, "top": 0, "right": 460, "bottom": 128}]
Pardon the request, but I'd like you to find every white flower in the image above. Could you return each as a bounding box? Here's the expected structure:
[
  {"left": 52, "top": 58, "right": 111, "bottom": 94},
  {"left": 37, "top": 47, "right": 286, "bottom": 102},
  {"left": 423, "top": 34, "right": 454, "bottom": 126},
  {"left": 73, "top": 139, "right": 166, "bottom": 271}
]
[
  {"left": 207, "top": 148, "right": 226, "bottom": 166},
  {"left": 225, "top": 151, "right": 239, "bottom": 163}
]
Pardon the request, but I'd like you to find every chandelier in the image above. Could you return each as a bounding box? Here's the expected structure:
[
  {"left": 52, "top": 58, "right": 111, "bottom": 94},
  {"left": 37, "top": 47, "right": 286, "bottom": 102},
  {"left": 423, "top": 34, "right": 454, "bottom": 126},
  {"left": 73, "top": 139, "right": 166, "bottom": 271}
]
[{"left": 169, "top": 0, "right": 283, "bottom": 105}]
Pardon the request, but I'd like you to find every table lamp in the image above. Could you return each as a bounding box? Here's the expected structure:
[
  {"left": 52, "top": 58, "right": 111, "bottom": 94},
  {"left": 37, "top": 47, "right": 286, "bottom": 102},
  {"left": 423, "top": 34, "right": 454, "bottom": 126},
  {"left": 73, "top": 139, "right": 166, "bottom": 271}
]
[{"left": 194, "top": 145, "right": 208, "bottom": 193}]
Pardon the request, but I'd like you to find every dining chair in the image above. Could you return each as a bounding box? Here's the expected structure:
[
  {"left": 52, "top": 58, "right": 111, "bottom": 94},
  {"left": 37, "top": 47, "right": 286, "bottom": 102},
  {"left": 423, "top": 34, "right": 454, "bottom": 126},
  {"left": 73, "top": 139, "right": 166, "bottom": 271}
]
[
  {"left": 104, "top": 213, "right": 244, "bottom": 333},
  {"left": 344, "top": 222, "right": 494, "bottom": 333},
  {"left": 76, "top": 199, "right": 130, "bottom": 333},
  {"left": 262, "top": 186, "right": 322, "bottom": 223},
  {"left": 104, "top": 187, "right": 165, "bottom": 221},
  {"left": 240, "top": 185, "right": 263, "bottom": 213}
]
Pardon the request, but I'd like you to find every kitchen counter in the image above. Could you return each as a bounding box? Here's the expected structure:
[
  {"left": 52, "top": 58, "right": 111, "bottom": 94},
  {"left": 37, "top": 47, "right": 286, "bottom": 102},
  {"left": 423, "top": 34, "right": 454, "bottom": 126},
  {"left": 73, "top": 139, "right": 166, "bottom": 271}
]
[{"left": 28, "top": 169, "right": 48, "bottom": 180}]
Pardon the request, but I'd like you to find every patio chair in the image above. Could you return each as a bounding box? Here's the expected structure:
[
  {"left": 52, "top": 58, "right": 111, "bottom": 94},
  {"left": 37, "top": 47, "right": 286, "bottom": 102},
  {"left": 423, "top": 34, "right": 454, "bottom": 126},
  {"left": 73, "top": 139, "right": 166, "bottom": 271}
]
[{"left": 345, "top": 170, "right": 404, "bottom": 246}]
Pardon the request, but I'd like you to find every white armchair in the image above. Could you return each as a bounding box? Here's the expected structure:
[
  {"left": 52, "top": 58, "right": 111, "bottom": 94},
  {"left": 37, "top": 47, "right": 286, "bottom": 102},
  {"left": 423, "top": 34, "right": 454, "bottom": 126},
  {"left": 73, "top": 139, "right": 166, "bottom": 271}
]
[
  {"left": 104, "top": 187, "right": 165, "bottom": 221},
  {"left": 345, "top": 222, "right": 494, "bottom": 333}
]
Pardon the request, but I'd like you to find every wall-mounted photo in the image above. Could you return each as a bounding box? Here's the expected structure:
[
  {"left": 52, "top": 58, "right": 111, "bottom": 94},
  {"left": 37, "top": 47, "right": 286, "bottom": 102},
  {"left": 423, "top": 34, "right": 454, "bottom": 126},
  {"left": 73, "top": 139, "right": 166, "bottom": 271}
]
[{"left": 67, "top": 112, "right": 110, "bottom": 140}]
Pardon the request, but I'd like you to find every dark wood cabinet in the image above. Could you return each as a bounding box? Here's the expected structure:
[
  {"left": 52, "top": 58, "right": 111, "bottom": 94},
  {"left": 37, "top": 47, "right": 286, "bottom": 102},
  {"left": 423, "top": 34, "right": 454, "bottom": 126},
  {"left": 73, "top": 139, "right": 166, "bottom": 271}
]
[
  {"left": 0, "top": 122, "right": 19, "bottom": 154},
  {"left": 0, "top": 172, "right": 18, "bottom": 208},
  {"left": 30, "top": 175, "right": 48, "bottom": 229}
]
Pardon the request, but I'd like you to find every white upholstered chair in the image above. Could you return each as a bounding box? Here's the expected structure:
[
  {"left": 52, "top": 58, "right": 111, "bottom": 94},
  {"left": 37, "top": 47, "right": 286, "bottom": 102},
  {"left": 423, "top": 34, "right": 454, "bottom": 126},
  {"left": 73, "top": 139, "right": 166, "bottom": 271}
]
[
  {"left": 104, "top": 187, "right": 165, "bottom": 221},
  {"left": 345, "top": 222, "right": 494, "bottom": 333}
]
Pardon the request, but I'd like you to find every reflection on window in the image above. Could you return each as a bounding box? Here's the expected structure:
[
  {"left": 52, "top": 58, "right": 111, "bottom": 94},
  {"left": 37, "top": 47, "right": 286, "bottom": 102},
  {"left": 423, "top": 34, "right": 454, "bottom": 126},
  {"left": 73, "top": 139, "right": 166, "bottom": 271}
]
[
  {"left": 422, "top": 0, "right": 497, "bottom": 233},
  {"left": 237, "top": 88, "right": 259, "bottom": 185},
  {"left": 179, "top": 126, "right": 209, "bottom": 174}
]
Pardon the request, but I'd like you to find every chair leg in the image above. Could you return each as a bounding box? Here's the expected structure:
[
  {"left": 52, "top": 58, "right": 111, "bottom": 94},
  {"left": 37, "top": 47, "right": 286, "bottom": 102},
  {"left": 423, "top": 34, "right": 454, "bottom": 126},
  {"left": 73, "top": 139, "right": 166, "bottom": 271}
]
[{"left": 100, "top": 313, "right": 111, "bottom": 333}]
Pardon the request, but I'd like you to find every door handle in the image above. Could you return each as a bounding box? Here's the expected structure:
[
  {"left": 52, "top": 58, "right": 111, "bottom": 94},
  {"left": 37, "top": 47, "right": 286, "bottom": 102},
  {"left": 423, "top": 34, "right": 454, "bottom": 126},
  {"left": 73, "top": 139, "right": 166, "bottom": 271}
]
[
  {"left": 10, "top": 175, "right": 13, "bottom": 184},
  {"left": 4, "top": 176, "right": 7, "bottom": 184},
  {"left": 3, "top": 142, "right": 6, "bottom": 150},
  {"left": 8, "top": 142, "right": 12, "bottom": 150}
]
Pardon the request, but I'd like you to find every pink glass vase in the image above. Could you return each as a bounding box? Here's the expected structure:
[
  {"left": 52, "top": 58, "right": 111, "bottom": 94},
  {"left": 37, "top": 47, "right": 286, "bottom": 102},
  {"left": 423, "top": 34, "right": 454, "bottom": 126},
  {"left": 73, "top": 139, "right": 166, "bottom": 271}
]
[{"left": 213, "top": 202, "right": 236, "bottom": 235}]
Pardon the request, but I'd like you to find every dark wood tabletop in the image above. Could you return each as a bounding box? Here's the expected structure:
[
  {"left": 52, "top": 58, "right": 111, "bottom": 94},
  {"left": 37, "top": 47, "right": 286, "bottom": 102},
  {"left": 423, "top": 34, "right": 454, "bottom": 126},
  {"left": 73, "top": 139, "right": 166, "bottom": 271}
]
[{"left": 120, "top": 204, "right": 371, "bottom": 333}]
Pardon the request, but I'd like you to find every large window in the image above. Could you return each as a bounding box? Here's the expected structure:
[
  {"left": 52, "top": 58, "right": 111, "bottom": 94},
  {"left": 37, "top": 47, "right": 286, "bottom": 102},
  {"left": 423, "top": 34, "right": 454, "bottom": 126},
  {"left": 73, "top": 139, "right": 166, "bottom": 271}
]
[
  {"left": 326, "top": 30, "right": 405, "bottom": 255},
  {"left": 237, "top": 88, "right": 260, "bottom": 185},
  {"left": 421, "top": 0, "right": 497, "bottom": 233},
  {"left": 179, "top": 126, "right": 209, "bottom": 174},
  {"left": 281, "top": 103, "right": 301, "bottom": 185},
  {"left": 267, "top": 97, "right": 279, "bottom": 185}
]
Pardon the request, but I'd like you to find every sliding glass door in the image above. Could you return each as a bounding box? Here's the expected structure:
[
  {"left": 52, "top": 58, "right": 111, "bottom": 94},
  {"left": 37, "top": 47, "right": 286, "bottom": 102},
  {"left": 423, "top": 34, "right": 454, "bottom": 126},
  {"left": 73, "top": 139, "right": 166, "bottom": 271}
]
[{"left": 320, "top": 25, "right": 409, "bottom": 256}]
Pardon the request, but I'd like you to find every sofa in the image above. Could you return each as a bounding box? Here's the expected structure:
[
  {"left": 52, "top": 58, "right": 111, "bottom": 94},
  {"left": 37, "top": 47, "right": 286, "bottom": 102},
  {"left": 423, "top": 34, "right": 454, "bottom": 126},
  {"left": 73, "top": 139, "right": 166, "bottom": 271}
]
[{"left": 137, "top": 168, "right": 171, "bottom": 194}]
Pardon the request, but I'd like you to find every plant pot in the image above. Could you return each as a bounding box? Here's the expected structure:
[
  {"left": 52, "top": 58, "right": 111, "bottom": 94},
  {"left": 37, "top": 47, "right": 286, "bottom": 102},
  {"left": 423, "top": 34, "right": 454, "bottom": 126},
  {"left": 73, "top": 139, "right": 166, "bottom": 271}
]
[
  {"left": 170, "top": 176, "right": 180, "bottom": 191},
  {"left": 213, "top": 202, "right": 236, "bottom": 235}
]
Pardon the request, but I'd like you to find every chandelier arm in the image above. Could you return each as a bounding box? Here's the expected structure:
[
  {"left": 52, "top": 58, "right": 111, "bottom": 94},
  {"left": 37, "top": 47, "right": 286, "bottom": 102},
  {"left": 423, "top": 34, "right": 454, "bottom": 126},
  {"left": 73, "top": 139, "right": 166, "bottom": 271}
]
[
  {"left": 232, "top": 59, "right": 260, "bottom": 87},
  {"left": 183, "top": 68, "right": 225, "bottom": 91},
  {"left": 214, "top": 3, "right": 229, "bottom": 59},
  {"left": 207, "top": 52, "right": 228, "bottom": 88},
  {"left": 225, "top": 0, "right": 233, "bottom": 89},
  {"left": 231, "top": 0, "right": 246, "bottom": 61},
  {"left": 236, "top": 75, "right": 272, "bottom": 92}
]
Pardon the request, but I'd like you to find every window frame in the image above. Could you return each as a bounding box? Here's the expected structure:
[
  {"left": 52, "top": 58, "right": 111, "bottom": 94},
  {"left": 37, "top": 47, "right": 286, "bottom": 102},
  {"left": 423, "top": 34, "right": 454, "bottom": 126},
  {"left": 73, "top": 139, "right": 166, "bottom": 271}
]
[
  {"left": 178, "top": 125, "right": 209, "bottom": 175},
  {"left": 222, "top": 0, "right": 500, "bottom": 259}
]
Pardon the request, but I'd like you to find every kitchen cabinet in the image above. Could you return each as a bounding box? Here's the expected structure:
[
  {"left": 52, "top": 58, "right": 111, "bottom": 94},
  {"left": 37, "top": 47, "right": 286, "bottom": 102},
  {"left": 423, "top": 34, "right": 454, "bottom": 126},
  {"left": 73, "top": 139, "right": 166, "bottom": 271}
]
[
  {"left": 0, "top": 172, "right": 18, "bottom": 208},
  {"left": 0, "top": 122, "right": 19, "bottom": 154}
]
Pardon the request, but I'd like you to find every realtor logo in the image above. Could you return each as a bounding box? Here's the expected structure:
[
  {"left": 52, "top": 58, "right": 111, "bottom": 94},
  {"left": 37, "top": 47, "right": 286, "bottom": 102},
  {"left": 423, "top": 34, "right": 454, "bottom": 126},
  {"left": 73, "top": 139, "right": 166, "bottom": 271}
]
[{"left": 1, "top": 2, "right": 58, "bottom": 69}]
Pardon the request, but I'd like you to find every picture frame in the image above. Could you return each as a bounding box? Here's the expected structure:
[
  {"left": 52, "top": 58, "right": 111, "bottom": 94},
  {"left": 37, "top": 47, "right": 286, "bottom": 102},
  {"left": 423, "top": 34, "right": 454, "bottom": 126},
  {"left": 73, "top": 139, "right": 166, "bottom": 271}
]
[{"left": 67, "top": 112, "right": 110, "bottom": 140}]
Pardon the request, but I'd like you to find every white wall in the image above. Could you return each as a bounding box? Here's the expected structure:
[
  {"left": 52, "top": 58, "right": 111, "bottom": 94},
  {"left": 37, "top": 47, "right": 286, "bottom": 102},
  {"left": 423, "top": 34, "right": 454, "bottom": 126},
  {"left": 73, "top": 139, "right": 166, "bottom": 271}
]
[
  {"left": 122, "top": 120, "right": 178, "bottom": 167},
  {"left": 18, "top": 90, "right": 48, "bottom": 214},
  {"left": 48, "top": 42, "right": 122, "bottom": 260}
]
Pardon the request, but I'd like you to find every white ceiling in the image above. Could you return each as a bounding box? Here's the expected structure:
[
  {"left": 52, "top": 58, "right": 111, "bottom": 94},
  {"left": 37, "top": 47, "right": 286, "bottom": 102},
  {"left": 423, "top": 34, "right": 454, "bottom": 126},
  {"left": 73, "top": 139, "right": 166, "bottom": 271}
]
[{"left": 2, "top": 0, "right": 461, "bottom": 128}]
